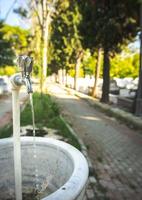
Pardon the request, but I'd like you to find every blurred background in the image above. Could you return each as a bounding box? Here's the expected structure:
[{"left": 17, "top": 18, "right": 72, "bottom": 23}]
[{"left": 0, "top": 0, "right": 141, "bottom": 115}]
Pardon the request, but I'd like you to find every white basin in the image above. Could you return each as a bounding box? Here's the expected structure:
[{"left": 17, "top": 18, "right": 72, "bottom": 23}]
[{"left": 0, "top": 137, "right": 88, "bottom": 200}]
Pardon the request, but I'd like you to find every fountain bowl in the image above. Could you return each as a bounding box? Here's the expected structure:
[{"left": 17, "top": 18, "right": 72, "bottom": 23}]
[{"left": 0, "top": 137, "right": 88, "bottom": 200}]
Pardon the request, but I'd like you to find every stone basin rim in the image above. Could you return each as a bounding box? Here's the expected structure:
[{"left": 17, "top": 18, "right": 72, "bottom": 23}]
[{"left": 0, "top": 136, "right": 89, "bottom": 200}]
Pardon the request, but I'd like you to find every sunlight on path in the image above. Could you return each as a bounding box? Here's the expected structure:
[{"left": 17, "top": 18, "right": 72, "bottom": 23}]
[{"left": 48, "top": 83, "right": 142, "bottom": 200}]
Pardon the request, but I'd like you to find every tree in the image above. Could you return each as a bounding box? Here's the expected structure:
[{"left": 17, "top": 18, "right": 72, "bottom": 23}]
[
  {"left": 14, "top": 0, "right": 58, "bottom": 92},
  {"left": 50, "top": 0, "right": 83, "bottom": 89},
  {"left": 94, "top": 0, "right": 139, "bottom": 102},
  {"left": 0, "top": 21, "right": 15, "bottom": 67},
  {"left": 1, "top": 24, "right": 30, "bottom": 56},
  {"left": 77, "top": 0, "right": 139, "bottom": 103},
  {"left": 134, "top": 2, "right": 142, "bottom": 115},
  {"left": 29, "top": 0, "right": 58, "bottom": 79},
  {"left": 92, "top": 48, "right": 101, "bottom": 97},
  {"left": 110, "top": 51, "right": 139, "bottom": 78},
  {"left": 77, "top": 0, "right": 103, "bottom": 98}
]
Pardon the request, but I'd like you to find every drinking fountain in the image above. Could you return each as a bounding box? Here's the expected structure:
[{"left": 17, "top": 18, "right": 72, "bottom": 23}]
[{"left": 0, "top": 56, "right": 88, "bottom": 200}]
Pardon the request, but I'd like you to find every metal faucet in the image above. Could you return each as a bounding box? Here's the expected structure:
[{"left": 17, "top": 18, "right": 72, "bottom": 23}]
[
  {"left": 18, "top": 55, "right": 33, "bottom": 93},
  {"left": 12, "top": 55, "right": 33, "bottom": 93},
  {"left": 10, "top": 55, "right": 33, "bottom": 200},
  {"left": 11, "top": 55, "right": 33, "bottom": 200}
]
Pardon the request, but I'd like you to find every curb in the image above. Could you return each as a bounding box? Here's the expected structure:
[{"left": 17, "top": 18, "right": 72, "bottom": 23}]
[
  {"left": 59, "top": 115, "right": 96, "bottom": 200},
  {"left": 63, "top": 86, "right": 142, "bottom": 131}
]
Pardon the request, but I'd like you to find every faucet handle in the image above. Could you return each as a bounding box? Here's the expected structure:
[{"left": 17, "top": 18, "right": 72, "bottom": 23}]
[{"left": 18, "top": 55, "right": 33, "bottom": 77}]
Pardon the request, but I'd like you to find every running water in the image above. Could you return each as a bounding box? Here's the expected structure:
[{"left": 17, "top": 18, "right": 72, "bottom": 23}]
[
  {"left": 29, "top": 94, "right": 52, "bottom": 199},
  {"left": 29, "top": 94, "right": 39, "bottom": 193},
  {"left": 29, "top": 93, "right": 35, "bottom": 138}
]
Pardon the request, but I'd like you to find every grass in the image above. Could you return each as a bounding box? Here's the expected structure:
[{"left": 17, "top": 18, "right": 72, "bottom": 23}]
[
  {"left": 21, "top": 92, "right": 81, "bottom": 150},
  {"left": 0, "top": 124, "right": 12, "bottom": 139},
  {"left": 21, "top": 92, "right": 60, "bottom": 126},
  {"left": 0, "top": 92, "right": 81, "bottom": 150}
]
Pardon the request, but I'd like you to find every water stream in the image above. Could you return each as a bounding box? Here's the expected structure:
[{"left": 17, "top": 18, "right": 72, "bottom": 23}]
[
  {"left": 29, "top": 94, "right": 52, "bottom": 199},
  {"left": 29, "top": 94, "right": 40, "bottom": 193}
]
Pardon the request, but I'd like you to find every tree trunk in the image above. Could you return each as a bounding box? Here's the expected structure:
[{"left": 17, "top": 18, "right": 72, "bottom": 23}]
[
  {"left": 42, "top": 31, "right": 48, "bottom": 78},
  {"left": 74, "top": 51, "right": 83, "bottom": 90},
  {"left": 74, "top": 57, "right": 80, "bottom": 90},
  {"left": 39, "top": 34, "right": 44, "bottom": 94},
  {"left": 61, "top": 68, "right": 66, "bottom": 85},
  {"left": 134, "top": 4, "right": 142, "bottom": 116},
  {"left": 65, "top": 70, "right": 68, "bottom": 86},
  {"left": 42, "top": 13, "right": 50, "bottom": 79},
  {"left": 134, "top": 33, "right": 142, "bottom": 115},
  {"left": 101, "top": 48, "right": 110, "bottom": 103},
  {"left": 74, "top": 63, "right": 78, "bottom": 90},
  {"left": 55, "top": 73, "right": 58, "bottom": 83},
  {"left": 92, "top": 48, "right": 101, "bottom": 97}
]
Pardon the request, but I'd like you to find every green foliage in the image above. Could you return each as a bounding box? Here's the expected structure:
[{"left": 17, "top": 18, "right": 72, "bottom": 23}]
[
  {"left": 0, "top": 125, "right": 12, "bottom": 138},
  {"left": 77, "top": 0, "right": 97, "bottom": 50},
  {"left": 0, "top": 21, "right": 31, "bottom": 72},
  {"left": 74, "top": 47, "right": 139, "bottom": 79},
  {"left": 49, "top": 0, "right": 82, "bottom": 74},
  {"left": 0, "top": 66, "right": 17, "bottom": 76},
  {"left": 32, "top": 65, "right": 40, "bottom": 77},
  {"left": 110, "top": 52, "right": 139, "bottom": 78},
  {"left": 0, "top": 21, "right": 15, "bottom": 66},
  {"left": 78, "top": 0, "right": 139, "bottom": 52},
  {"left": 95, "top": 0, "right": 138, "bottom": 51},
  {"left": 14, "top": 7, "right": 28, "bottom": 18},
  {"left": 21, "top": 93, "right": 59, "bottom": 126},
  {"left": 1, "top": 24, "right": 30, "bottom": 55},
  {"left": 0, "top": 93, "right": 80, "bottom": 149},
  {"left": 82, "top": 50, "right": 97, "bottom": 76},
  {"left": 77, "top": 0, "right": 139, "bottom": 102},
  {"left": 21, "top": 92, "right": 80, "bottom": 149}
]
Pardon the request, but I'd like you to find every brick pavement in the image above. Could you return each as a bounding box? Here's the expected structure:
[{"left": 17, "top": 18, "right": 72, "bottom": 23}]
[{"left": 48, "top": 83, "right": 142, "bottom": 200}]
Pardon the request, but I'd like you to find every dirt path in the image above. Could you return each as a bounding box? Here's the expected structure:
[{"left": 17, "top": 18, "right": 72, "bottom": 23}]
[{"left": 48, "top": 83, "right": 142, "bottom": 200}]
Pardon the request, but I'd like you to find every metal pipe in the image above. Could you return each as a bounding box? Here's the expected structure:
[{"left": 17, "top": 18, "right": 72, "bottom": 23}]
[{"left": 10, "top": 56, "right": 33, "bottom": 200}]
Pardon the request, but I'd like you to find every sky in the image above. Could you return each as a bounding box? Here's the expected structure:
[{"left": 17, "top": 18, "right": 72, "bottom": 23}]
[{"left": 0, "top": 0, "right": 29, "bottom": 28}]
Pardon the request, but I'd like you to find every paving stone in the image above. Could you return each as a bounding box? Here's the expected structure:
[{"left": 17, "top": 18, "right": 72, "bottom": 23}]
[
  {"left": 48, "top": 84, "right": 142, "bottom": 200},
  {"left": 83, "top": 195, "right": 88, "bottom": 200},
  {"left": 86, "top": 189, "right": 95, "bottom": 200},
  {"left": 89, "top": 176, "right": 97, "bottom": 185}
]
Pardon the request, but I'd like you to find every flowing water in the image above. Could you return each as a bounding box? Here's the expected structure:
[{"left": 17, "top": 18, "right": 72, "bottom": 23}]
[
  {"left": 4, "top": 93, "right": 54, "bottom": 200},
  {"left": 29, "top": 94, "right": 50, "bottom": 199},
  {"left": 29, "top": 94, "right": 40, "bottom": 192}
]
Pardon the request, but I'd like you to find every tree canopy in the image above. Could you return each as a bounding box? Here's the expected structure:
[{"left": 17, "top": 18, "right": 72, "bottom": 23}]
[
  {"left": 78, "top": 0, "right": 139, "bottom": 52},
  {"left": 0, "top": 21, "right": 15, "bottom": 66},
  {"left": 0, "top": 21, "right": 31, "bottom": 77},
  {"left": 77, "top": 0, "right": 139, "bottom": 102},
  {"left": 49, "top": 0, "right": 82, "bottom": 75}
]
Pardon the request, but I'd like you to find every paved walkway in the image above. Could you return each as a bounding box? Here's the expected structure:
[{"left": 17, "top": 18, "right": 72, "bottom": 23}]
[{"left": 48, "top": 83, "right": 142, "bottom": 200}]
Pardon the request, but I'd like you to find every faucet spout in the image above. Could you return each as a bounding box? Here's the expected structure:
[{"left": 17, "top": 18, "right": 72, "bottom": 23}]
[
  {"left": 11, "top": 55, "right": 33, "bottom": 94},
  {"left": 24, "top": 75, "right": 33, "bottom": 94}
]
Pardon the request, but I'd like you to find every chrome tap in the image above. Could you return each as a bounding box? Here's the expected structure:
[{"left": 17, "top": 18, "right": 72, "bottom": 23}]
[
  {"left": 17, "top": 55, "right": 33, "bottom": 93},
  {"left": 11, "top": 55, "right": 33, "bottom": 93}
]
